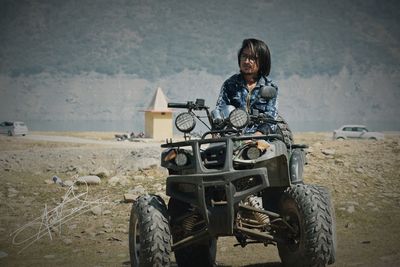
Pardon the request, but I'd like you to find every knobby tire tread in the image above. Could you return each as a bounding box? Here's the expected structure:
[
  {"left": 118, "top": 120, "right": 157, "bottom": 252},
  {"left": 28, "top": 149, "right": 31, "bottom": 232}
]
[
  {"left": 130, "top": 194, "right": 171, "bottom": 267},
  {"left": 278, "top": 184, "right": 336, "bottom": 267}
]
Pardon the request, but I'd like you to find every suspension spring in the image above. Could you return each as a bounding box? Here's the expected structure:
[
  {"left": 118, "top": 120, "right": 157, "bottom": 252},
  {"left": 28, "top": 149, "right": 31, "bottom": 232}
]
[{"left": 248, "top": 196, "right": 269, "bottom": 224}]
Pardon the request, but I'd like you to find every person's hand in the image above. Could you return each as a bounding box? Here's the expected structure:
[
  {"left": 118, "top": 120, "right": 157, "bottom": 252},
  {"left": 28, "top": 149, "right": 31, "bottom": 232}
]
[
  {"left": 244, "top": 132, "right": 270, "bottom": 151},
  {"left": 256, "top": 139, "right": 270, "bottom": 151}
]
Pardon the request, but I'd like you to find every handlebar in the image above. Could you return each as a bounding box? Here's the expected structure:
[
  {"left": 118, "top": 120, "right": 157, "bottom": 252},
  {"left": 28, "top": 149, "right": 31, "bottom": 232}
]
[
  {"left": 168, "top": 102, "right": 191, "bottom": 109},
  {"left": 168, "top": 99, "right": 209, "bottom": 111}
]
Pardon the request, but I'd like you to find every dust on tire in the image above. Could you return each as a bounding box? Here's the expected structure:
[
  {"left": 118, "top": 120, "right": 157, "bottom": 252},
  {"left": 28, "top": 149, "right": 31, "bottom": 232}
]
[
  {"left": 278, "top": 184, "right": 336, "bottom": 267},
  {"left": 129, "top": 194, "right": 172, "bottom": 267}
]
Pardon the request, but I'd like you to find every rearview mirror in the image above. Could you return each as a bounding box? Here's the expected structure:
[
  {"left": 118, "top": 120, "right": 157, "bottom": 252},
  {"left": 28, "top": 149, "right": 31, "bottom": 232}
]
[{"left": 260, "top": 86, "right": 277, "bottom": 99}]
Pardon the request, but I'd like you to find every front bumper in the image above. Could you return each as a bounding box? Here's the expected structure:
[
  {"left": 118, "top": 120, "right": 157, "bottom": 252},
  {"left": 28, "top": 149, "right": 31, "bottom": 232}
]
[
  {"left": 163, "top": 136, "right": 290, "bottom": 235},
  {"left": 167, "top": 167, "right": 269, "bottom": 235}
]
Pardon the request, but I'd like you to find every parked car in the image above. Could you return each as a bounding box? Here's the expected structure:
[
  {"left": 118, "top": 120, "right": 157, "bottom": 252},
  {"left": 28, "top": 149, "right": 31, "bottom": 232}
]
[
  {"left": 0, "top": 121, "right": 28, "bottom": 136},
  {"left": 333, "top": 125, "right": 384, "bottom": 140}
]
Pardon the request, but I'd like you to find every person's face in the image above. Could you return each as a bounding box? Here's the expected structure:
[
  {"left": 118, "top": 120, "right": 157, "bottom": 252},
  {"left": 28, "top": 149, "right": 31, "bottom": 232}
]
[{"left": 239, "top": 47, "right": 259, "bottom": 76}]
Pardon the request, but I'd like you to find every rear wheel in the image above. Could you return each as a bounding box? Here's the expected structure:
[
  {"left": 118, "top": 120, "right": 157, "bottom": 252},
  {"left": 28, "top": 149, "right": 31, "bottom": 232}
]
[
  {"left": 129, "top": 194, "right": 172, "bottom": 267},
  {"left": 7, "top": 130, "right": 13, "bottom": 136},
  {"left": 276, "top": 114, "right": 294, "bottom": 146},
  {"left": 278, "top": 184, "right": 336, "bottom": 267}
]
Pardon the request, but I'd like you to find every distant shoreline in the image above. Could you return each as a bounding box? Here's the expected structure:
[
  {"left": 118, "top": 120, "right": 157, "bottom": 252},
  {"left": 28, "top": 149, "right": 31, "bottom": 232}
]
[{"left": 19, "top": 119, "right": 400, "bottom": 133}]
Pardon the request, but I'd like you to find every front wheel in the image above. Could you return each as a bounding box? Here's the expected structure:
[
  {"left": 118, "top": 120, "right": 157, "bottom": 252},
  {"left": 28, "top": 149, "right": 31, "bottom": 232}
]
[
  {"left": 129, "top": 194, "right": 172, "bottom": 267},
  {"left": 278, "top": 184, "right": 336, "bottom": 267}
]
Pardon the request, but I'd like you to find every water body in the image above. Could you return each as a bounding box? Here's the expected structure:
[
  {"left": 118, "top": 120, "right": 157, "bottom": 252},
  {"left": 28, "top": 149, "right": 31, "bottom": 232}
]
[{"left": 24, "top": 119, "right": 399, "bottom": 133}]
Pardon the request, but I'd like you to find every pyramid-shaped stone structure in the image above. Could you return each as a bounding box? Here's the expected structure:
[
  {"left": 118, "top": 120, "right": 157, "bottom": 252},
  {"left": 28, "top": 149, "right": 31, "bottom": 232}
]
[{"left": 146, "top": 87, "right": 172, "bottom": 112}]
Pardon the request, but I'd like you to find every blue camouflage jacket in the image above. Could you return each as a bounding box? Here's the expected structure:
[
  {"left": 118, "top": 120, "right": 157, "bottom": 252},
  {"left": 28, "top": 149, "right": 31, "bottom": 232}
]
[{"left": 216, "top": 73, "right": 278, "bottom": 133}]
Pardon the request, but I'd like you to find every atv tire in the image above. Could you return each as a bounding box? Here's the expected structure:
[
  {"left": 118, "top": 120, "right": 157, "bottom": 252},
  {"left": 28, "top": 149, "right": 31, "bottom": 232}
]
[
  {"left": 129, "top": 194, "right": 172, "bottom": 267},
  {"left": 276, "top": 114, "right": 294, "bottom": 146},
  {"left": 168, "top": 198, "right": 217, "bottom": 267},
  {"left": 278, "top": 184, "right": 336, "bottom": 267},
  {"left": 318, "top": 186, "right": 337, "bottom": 264}
]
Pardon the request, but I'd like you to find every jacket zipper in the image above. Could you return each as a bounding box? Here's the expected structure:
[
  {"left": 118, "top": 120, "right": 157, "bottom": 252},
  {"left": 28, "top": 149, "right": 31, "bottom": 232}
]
[{"left": 246, "top": 88, "right": 255, "bottom": 112}]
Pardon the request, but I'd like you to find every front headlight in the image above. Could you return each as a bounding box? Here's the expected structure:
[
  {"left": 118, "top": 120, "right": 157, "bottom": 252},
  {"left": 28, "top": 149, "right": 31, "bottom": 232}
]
[
  {"left": 243, "top": 145, "right": 261, "bottom": 160},
  {"left": 229, "top": 109, "right": 249, "bottom": 129},
  {"left": 162, "top": 148, "right": 192, "bottom": 167},
  {"left": 175, "top": 152, "right": 188, "bottom": 166},
  {"left": 175, "top": 112, "right": 196, "bottom": 133}
]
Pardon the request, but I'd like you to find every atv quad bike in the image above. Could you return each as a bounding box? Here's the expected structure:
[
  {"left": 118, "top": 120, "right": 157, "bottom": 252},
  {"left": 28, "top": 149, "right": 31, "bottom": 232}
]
[{"left": 129, "top": 86, "right": 336, "bottom": 267}]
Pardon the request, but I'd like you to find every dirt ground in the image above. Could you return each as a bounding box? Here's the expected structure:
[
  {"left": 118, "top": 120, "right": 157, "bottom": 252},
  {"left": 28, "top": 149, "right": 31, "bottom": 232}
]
[{"left": 0, "top": 131, "right": 399, "bottom": 267}]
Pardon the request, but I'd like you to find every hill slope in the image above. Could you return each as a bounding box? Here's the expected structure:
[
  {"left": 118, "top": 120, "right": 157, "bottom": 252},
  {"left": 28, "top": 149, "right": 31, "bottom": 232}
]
[{"left": 0, "top": 0, "right": 399, "bottom": 131}]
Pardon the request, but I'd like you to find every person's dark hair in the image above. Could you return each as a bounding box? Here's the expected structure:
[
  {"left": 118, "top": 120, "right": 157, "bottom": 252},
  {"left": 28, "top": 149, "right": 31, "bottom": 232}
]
[{"left": 238, "top": 38, "right": 271, "bottom": 76}]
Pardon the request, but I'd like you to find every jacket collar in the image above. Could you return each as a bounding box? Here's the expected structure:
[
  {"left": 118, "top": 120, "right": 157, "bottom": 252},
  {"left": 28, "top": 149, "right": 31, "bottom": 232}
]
[{"left": 238, "top": 74, "right": 268, "bottom": 89}]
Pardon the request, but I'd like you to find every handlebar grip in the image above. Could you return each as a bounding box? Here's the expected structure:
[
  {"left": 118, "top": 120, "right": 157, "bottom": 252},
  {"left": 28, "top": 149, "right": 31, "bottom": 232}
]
[{"left": 168, "top": 103, "right": 189, "bottom": 109}]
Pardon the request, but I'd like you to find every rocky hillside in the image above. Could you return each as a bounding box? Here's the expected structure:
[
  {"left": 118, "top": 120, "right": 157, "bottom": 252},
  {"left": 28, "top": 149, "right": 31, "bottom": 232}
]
[{"left": 0, "top": 0, "right": 399, "bottom": 131}]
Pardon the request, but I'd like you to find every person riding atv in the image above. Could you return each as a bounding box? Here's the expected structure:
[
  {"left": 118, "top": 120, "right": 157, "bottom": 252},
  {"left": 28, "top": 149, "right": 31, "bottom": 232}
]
[
  {"left": 128, "top": 91, "right": 336, "bottom": 267},
  {"left": 216, "top": 38, "right": 278, "bottom": 137},
  {"left": 128, "top": 38, "right": 336, "bottom": 267}
]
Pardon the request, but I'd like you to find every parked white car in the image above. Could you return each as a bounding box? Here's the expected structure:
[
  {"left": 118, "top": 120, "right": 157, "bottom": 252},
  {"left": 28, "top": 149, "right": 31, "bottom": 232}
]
[
  {"left": 0, "top": 121, "right": 29, "bottom": 136},
  {"left": 333, "top": 125, "right": 384, "bottom": 140}
]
